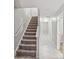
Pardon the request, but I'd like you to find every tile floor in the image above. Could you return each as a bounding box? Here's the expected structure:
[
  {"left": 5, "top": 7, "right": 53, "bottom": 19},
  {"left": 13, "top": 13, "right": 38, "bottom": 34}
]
[
  {"left": 15, "top": 35, "right": 63, "bottom": 59},
  {"left": 39, "top": 34, "right": 63, "bottom": 59}
]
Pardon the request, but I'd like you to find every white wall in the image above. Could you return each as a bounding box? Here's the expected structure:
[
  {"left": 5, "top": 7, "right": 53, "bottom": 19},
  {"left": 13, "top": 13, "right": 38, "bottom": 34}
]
[
  {"left": 41, "top": 17, "right": 64, "bottom": 50},
  {"left": 57, "top": 12, "right": 64, "bottom": 49},
  {"left": 14, "top": 8, "right": 31, "bottom": 51},
  {"left": 40, "top": 17, "right": 49, "bottom": 35},
  {"left": 14, "top": 0, "right": 64, "bottom": 17},
  {"left": 31, "top": 8, "right": 38, "bottom": 16},
  {"left": 14, "top": 8, "right": 38, "bottom": 52},
  {"left": 39, "top": 17, "right": 60, "bottom": 59},
  {"left": 39, "top": 17, "right": 57, "bottom": 49}
]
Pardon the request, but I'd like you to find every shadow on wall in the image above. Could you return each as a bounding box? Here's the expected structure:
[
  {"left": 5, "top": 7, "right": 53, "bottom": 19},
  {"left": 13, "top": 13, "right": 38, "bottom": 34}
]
[{"left": 14, "top": 0, "right": 21, "bottom": 8}]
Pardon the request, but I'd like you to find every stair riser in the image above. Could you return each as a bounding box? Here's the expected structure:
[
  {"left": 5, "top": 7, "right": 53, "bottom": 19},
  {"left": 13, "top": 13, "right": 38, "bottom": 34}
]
[
  {"left": 16, "top": 52, "right": 36, "bottom": 57},
  {"left": 19, "top": 46, "right": 36, "bottom": 50},
  {"left": 30, "top": 22, "right": 38, "bottom": 24},
  {"left": 24, "top": 33, "right": 36, "bottom": 35},
  {"left": 26, "top": 30, "right": 37, "bottom": 32},
  {"left": 30, "top": 20, "right": 38, "bottom": 22},
  {"left": 27, "top": 27, "right": 37, "bottom": 29},
  {"left": 28, "top": 24, "right": 37, "bottom": 26},
  {"left": 30, "top": 22, "right": 37, "bottom": 23},
  {"left": 27, "top": 26, "right": 37, "bottom": 27},
  {"left": 27, "top": 26, "right": 37, "bottom": 28},
  {"left": 29, "top": 23, "right": 38, "bottom": 25},
  {"left": 23, "top": 37, "right": 36, "bottom": 39},
  {"left": 21, "top": 41, "right": 36, "bottom": 44},
  {"left": 22, "top": 39, "right": 36, "bottom": 40},
  {"left": 30, "top": 21, "right": 37, "bottom": 22},
  {"left": 28, "top": 25, "right": 37, "bottom": 27}
]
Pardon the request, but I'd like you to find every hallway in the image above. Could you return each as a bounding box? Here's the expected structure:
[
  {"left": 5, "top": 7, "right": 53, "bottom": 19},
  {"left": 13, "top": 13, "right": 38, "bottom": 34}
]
[
  {"left": 15, "top": 16, "right": 63, "bottom": 59},
  {"left": 14, "top": 6, "right": 64, "bottom": 59},
  {"left": 39, "top": 17, "right": 63, "bottom": 59}
]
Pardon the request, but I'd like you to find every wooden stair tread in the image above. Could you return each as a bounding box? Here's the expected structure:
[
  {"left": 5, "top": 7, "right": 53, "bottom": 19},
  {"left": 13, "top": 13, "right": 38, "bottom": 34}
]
[
  {"left": 15, "top": 57, "right": 37, "bottom": 59},
  {"left": 22, "top": 38, "right": 36, "bottom": 40},
  {"left": 17, "top": 49, "right": 36, "bottom": 53},
  {"left": 19, "top": 44, "right": 36, "bottom": 46},
  {"left": 22, "top": 39, "right": 36, "bottom": 41},
  {"left": 23, "top": 35, "right": 36, "bottom": 37},
  {"left": 25, "top": 32, "right": 36, "bottom": 33}
]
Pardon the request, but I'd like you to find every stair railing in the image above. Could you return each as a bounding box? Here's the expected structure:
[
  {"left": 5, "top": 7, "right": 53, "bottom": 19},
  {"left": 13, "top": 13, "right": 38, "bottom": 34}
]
[{"left": 36, "top": 16, "right": 40, "bottom": 59}]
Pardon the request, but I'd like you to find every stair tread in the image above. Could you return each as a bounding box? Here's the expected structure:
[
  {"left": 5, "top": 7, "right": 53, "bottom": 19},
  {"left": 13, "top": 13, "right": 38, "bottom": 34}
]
[
  {"left": 27, "top": 28, "right": 37, "bottom": 29},
  {"left": 17, "top": 49, "right": 36, "bottom": 53},
  {"left": 15, "top": 57, "right": 37, "bottom": 59},
  {"left": 23, "top": 36, "right": 36, "bottom": 39},
  {"left": 27, "top": 27, "right": 37, "bottom": 28},
  {"left": 28, "top": 24, "right": 37, "bottom": 26},
  {"left": 19, "top": 44, "right": 36, "bottom": 46},
  {"left": 26, "top": 29, "right": 36, "bottom": 30},
  {"left": 26, "top": 29, "right": 36, "bottom": 31},
  {"left": 25, "top": 32, "right": 36, "bottom": 33},
  {"left": 23, "top": 35, "right": 36, "bottom": 37},
  {"left": 22, "top": 39, "right": 36, "bottom": 41},
  {"left": 23, "top": 38, "right": 36, "bottom": 40},
  {"left": 24, "top": 32, "right": 36, "bottom": 35}
]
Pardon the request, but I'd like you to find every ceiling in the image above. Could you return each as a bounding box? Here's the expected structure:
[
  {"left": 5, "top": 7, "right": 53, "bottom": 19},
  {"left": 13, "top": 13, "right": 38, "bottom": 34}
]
[{"left": 14, "top": 0, "right": 64, "bottom": 17}]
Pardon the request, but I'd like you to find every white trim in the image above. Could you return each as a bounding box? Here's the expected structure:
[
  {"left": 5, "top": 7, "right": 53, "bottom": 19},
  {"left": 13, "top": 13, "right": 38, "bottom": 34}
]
[{"left": 36, "top": 17, "right": 40, "bottom": 58}]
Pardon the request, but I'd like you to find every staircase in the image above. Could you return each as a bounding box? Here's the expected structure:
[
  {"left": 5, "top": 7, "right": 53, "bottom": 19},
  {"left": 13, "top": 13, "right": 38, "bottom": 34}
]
[{"left": 15, "top": 17, "right": 38, "bottom": 59}]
